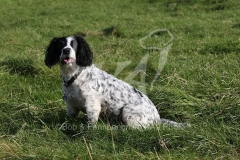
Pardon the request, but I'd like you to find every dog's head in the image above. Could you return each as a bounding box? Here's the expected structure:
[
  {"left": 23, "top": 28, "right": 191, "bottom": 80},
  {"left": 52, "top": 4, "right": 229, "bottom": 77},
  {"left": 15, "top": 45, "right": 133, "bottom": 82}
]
[{"left": 45, "top": 35, "right": 93, "bottom": 68}]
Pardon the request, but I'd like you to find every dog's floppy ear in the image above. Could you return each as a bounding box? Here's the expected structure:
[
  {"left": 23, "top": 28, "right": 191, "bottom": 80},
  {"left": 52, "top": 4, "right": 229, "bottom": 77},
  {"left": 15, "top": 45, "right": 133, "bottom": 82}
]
[
  {"left": 44, "top": 37, "right": 61, "bottom": 68},
  {"left": 75, "top": 36, "right": 93, "bottom": 67}
]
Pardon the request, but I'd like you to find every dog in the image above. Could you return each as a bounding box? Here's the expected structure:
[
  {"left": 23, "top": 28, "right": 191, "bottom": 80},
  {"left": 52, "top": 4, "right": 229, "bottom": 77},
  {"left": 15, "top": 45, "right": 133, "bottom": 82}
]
[{"left": 44, "top": 35, "right": 187, "bottom": 128}]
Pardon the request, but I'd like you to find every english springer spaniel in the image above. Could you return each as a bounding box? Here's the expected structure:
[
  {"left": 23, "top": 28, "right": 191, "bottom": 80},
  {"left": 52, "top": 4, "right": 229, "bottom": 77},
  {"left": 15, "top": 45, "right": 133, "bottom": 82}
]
[{"left": 45, "top": 35, "right": 187, "bottom": 128}]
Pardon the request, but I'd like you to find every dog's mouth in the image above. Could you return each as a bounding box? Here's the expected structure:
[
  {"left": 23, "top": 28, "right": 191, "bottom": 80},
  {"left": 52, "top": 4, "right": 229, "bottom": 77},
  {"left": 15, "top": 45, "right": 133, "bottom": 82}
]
[{"left": 61, "top": 57, "right": 75, "bottom": 65}]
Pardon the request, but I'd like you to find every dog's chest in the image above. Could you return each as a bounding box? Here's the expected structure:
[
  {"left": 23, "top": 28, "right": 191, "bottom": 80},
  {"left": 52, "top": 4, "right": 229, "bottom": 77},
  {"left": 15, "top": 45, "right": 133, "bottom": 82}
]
[{"left": 62, "top": 84, "right": 85, "bottom": 110}]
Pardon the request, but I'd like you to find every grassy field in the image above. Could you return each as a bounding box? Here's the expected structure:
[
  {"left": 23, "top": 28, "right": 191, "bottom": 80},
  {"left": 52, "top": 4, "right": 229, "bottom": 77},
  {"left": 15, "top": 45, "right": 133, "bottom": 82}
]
[{"left": 1, "top": 0, "right": 240, "bottom": 159}]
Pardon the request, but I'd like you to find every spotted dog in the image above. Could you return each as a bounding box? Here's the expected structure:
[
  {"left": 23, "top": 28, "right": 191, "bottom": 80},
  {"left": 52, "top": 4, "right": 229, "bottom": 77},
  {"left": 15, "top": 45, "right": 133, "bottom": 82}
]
[{"left": 44, "top": 35, "right": 187, "bottom": 128}]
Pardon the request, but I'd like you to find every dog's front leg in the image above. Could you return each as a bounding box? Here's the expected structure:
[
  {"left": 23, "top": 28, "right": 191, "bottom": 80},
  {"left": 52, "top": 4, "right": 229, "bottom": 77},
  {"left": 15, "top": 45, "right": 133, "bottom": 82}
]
[
  {"left": 66, "top": 102, "right": 80, "bottom": 118},
  {"left": 85, "top": 98, "right": 101, "bottom": 125}
]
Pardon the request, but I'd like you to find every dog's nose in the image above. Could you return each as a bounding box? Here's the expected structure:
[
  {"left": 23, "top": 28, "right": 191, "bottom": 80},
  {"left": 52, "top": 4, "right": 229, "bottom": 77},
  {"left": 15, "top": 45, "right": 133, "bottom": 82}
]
[{"left": 63, "top": 48, "right": 71, "bottom": 54}]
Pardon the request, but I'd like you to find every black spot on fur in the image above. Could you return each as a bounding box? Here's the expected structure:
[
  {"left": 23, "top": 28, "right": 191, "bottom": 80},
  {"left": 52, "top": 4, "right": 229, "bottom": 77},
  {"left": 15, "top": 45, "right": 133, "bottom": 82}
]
[
  {"left": 110, "top": 95, "right": 116, "bottom": 101},
  {"left": 133, "top": 87, "right": 143, "bottom": 97},
  {"left": 86, "top": 72, "right": 93, "bottom": 80}
]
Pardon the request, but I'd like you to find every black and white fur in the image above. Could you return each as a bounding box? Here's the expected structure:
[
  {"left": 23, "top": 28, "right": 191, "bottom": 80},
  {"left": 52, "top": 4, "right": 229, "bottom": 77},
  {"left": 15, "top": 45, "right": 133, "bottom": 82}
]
[{"left": 45, "top": 35, "right": 187, "bottom": 128}]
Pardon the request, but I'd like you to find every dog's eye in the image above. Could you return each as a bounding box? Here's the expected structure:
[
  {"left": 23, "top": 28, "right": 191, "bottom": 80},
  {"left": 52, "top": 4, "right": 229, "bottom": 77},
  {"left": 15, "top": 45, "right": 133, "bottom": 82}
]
[
  {"left": 71, "top": 40, "right": 78, "bottom": 48},
  {"left": 70, "top": 40, "right": 74, "bottom": 47},
  {"left": 57, "top": 40, "right": 65, "bottom": 48}
]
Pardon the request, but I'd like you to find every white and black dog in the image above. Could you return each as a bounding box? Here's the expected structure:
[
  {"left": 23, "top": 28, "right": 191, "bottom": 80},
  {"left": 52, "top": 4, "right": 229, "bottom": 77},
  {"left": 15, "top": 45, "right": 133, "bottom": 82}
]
[{"left": 45, "top": 35, "right": 187, "bottom": 128}]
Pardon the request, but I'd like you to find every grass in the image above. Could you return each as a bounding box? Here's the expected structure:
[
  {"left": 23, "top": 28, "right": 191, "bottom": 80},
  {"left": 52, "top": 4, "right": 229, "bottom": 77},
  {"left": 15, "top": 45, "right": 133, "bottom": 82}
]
[{"left": 0, "top": 0, "right": 240, "bottom": 159}]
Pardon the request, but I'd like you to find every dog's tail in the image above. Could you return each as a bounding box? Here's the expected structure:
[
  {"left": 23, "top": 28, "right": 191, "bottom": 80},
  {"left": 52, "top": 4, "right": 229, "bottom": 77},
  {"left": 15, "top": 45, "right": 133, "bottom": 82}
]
[{"left": 158, "top": 118, "right": 190, "bottom": 128}]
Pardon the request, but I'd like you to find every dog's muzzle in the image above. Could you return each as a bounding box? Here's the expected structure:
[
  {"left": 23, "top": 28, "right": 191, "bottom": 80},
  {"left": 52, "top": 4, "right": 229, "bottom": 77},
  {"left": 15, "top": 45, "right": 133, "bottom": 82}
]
[{"left": 61, "top": 48, "right": 75, "bottom": 64}]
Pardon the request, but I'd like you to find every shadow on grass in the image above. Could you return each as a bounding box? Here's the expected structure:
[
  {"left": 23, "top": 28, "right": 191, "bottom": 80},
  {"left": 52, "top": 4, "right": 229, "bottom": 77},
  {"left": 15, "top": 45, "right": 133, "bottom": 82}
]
[
  {"left": 34, "top": 105, "right": 172, "bottom": 154},
  {"left": 0, "top": 103, "right": 221, "bottom": 156},
  {"left": 0, "top": 57, "right": 41, "bottom": 77},
  {"left": 0, "top": 102, "right": 66, "bottom": 135},
  {"left": 232, "top": 23, "right": 240, "bottom": 29},
  {"left": 199, "top": 41, "right": 240, "bottom": 54},
  {"left": 74, "top": 26, "right": 125, "bottom": 38}
]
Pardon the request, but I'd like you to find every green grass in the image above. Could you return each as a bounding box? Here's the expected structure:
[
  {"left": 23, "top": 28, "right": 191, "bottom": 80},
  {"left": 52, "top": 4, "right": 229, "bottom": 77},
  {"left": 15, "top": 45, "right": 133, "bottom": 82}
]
[{"left": 1, "top": 0, "right": 240, "bottom": 159}]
